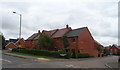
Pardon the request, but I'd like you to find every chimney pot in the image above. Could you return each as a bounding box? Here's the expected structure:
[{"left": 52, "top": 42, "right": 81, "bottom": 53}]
[
  {"left": 66, "top": 24, "right": 69, "bottom": 28},
  {"left": 38, "top": 30, "right": 40, "bottom": 33}
]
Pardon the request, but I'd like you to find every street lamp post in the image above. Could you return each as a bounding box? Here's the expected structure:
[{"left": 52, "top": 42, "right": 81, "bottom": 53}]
[{"left": 13, "top": 11, "right": 22, "bottom": 39}]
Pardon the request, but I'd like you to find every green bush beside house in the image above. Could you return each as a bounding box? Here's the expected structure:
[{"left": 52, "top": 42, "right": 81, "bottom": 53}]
[{"left": 38, "top": 33, "right": 54, "bottom": 50}]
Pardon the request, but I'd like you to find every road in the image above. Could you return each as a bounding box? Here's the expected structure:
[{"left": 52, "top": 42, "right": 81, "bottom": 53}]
[{"left": 2, "top": 54, "right": 119, "bottom": 68}]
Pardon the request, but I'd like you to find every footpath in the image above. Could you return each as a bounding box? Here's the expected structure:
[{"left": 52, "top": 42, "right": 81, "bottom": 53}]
[{"left": 106, "top": 62, "right": 120, "bottom": 68}]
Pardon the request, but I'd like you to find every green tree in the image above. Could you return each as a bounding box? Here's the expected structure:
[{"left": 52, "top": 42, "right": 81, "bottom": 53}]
[
  {"left": 62, "top": 36, "right": 69, "bottom": 49},
  {"left": 96, "top": 46, "right": 102, "bottom": 52},
  {"left": 38, "top": 33, "right": 54, "bottom": 50},
  {"left": 0, "top": 34, "right": 6, "bottom": 49},
  {"left": 103, "top": 49, "right": 109, "bottom": 55}
]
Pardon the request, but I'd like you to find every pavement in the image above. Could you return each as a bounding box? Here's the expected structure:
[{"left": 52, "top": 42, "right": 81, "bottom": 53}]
[
  {"left": 1, "top": 51, "right": 119, "bottom": 68},
  {"left": 3, "top": 53, "right": 39, "bottom": 60},
  {"left": 106, "top": 62, "right": 120, "bottom": 68}
]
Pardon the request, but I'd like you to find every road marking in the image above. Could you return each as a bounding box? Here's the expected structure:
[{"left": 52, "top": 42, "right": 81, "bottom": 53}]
[
  {"left": 0, "top": 59, "right": 12, "bottom": 63},
  {"left": 37, "top": 58, "right": 50, "bottom": 61},
  {"left": 105, "top": 64, "right": 112, "bottom": 68},
  {"left": 65, "top": 64, "right": 74, "bottom": 68}
]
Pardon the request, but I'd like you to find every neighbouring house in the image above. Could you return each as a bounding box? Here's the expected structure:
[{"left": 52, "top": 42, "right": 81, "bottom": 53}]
[
  {"left": 5, "top": 42, "right": 17, "bottom": 50},
  {"left": 5, "top": 38, "right": 25, "bottom": 50},
  {"left": 94, "top": 40, "right": 104, "bottom": 57},
  {"left": 6, "top": 39, "right": 19, "bottom": 44},
  {"left": 25, "top": 31, "right": 41, "bottom": 49},
  {"left": 15, "top": 38, "right": 26, "bottom": 48},
  {"left": 108, "top": 44, "right": 120, "bottom": 54}
]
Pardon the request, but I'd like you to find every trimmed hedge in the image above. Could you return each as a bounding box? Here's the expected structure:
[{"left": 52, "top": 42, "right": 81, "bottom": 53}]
[
  {"left": 112, "top": 53, "right": 120, "bottom": 56},
  {"left": 12, "top": 48, "right": 71, "bottom": 59},
  {"left": 12, "top": 49, "right": 90, "bottom": 58},
  {"left": 103, "top": 54, "right": 108, "bottom": 56}
]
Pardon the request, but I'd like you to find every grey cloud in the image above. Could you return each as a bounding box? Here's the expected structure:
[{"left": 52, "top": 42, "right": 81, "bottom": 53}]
[{"left": 1, "top": 2, "right": 31, "bottom": 13}]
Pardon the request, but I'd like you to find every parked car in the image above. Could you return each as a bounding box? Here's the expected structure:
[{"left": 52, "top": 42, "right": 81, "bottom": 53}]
[{"left": 118, "top": 56, "right": 120, "bottom": 63}]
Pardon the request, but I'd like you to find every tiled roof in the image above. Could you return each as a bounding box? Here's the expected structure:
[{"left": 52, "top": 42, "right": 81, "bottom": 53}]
[
  {"left": 42, "top": 29, "right": 58, "bottom": 37},
  {"left": 52, "top": 28, "right": 71, "bottom": 38},
  {"left": 34, "top": 34, "right": 40, "bottom": 40},
  {"left": 65, "top": 27, "right": 85, "bottom": 37},
  {"left": 27, "top": 33, "right": 40, "bottom": 40},
  {"left": 9, "top": 39, "right": 19, "bottom": 43},
  {"left": 94, "top": 40, "right": 102, "bottom": 46},
  {"left": 109, "top": 45, "right": 120, "bottom": 50},
  {"left": 42, "top": 27, "right": 71, "bottom": 38},
  {"left": 116, "top": 46, "right": 120, "bottom": 49}
]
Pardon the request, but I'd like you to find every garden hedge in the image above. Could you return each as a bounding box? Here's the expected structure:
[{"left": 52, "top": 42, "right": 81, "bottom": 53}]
[{"left": 12, "top": 48, "right": 71, "bottom": 59}]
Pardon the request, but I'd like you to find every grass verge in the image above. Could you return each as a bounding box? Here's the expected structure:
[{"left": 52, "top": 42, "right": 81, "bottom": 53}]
[{"left": 8, "top": 51, "right": 62, "bottom": 59}]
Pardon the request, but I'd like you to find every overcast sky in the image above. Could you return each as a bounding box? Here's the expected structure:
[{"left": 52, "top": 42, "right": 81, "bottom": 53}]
[{"left": 0, "top": 0, "right": 119, "bottom": 46}]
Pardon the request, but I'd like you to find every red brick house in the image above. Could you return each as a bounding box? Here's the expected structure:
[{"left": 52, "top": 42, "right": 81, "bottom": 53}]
[
  {"left": 5, "top": 38, "right": 25, "bottom": 50},
  {"left": 5, "top": 42, "right": 17, "bottom": 50},
  {"left": 42, "top": 25, "right": 72, "bottom": 50},
  {"left": 94, "top": 40, "right": 104, "bottom": 56},
  {"left": 15, "top": 38, "right": 26, "bottom": 48},
  {"left": 25, "top": 31, "right": 40, "bottom": 49},
  {"left": 108, "top": 45, "right": 120, "bottom": 54},
  {"left": 65, "top": 27, "right": 102, "bottom": 57},
  {"left": 25, "top": 25, "right": 103, "bottom": 57}
]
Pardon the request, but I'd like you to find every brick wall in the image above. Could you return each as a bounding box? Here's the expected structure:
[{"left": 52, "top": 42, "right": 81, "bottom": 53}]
[
  {"left": 67, "top": 28, "right": 98, "bottom": 57},
  {"left": 5, "top": 42, "right": 17, "bottom": 50},
  {"left": 109, "top": 45, "right": 120, "bottom": 54},
  {"left": 25, "top": 40, "right": 39, "bottom": 49},
  {"left": 15, "top": 39, "right": 25, "bottom": 48},
  {"left": 53, "top": 38, "right": 64, "bottom": 50},
  {"left": 77, "top": 28, "right": 98, "bottom": 56}
]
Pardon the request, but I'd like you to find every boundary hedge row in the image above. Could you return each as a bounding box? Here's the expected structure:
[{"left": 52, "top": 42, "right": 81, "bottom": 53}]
[
  {"left": 12, "top": 48, "right": 90, "bottom": 58},
  {"left": 12, "top": 49, "right": 71, "bottom": 59}
]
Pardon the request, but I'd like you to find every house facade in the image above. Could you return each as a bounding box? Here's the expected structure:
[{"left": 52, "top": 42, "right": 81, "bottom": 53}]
[
  {"left": 5, "top": 42, "right": 17, "bottom": 50},
  {"left": 5, "top": 38, "right": 25, "bottom": 50},
  {"left": 42, "top": 25, "right": 72, "bottom": 50},
  {"left": 108, "top": 45, "right": 120, "bottom": 54},
  {"left": 25, "top": 31, "right": 40, "bottom": 49},
  {"left": 15, "top": 38, "right": 26, "bottom": 48},
  {"left": 65, "top": 27, "right": 103, "bottom": 57}
]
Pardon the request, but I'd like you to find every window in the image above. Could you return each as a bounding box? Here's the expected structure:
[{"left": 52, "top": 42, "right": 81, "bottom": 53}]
[{"left": 72, "top": 38, "right": 76, "bottom": 42}]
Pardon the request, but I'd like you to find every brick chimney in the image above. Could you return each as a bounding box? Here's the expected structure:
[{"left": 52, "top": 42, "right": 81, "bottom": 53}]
[
  {"left": 66, "top": 24, "right": 69, "bottom": 28},
  {"left": 38, "top": 30, "right": 40, "bottom": 33}
]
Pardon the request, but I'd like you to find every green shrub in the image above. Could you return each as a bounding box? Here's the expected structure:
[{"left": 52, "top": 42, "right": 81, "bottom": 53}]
[
  {"left": 65, "top": 53, "right": 71, "bottom": 59},
  {"left": 71, "top": 50, "right": 77, "bottom": 58},
  {"left": 58, "top": 50, "right": 65, "bottom": 53},
  {"left": 112, "top": 53, "right": 120, "bottom": 56},
  {"left": 103, "top": 54, "right": 108, "bottom": 56},
  {"left": 12, "top": 48, "right": 70, "bottom": 59},
  {"left": 38, "top": 33, "right": 54, "bottom": 50},
  {"left": 77, "top": 53, "right": 90, "bottom": 58}
]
